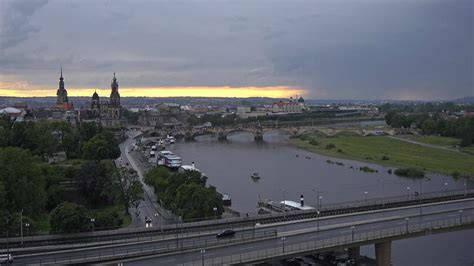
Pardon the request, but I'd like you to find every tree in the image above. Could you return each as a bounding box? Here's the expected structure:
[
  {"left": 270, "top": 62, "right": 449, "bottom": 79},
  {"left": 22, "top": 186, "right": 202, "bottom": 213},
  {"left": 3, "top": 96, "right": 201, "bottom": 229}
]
[
  {"left": 82, "top": 131, "right": 120, "bottom": 160},
  {"left": 0, "top": 147, "right": 46, "bottom": 216},
  {"left": 50, "top": 202, "right": 90, "bottom": 233},
  {"left": 75, "top": 162, "right": 108, "bottom": 204},
  {"left": 119, "top": 168, "right": 144, "bottom": 212}
]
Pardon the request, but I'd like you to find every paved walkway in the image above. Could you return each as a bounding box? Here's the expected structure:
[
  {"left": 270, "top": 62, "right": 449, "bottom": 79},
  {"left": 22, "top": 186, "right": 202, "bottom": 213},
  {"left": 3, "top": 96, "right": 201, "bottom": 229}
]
[{"left": 388, "top": 136, "right": 460, "bottom": 153}]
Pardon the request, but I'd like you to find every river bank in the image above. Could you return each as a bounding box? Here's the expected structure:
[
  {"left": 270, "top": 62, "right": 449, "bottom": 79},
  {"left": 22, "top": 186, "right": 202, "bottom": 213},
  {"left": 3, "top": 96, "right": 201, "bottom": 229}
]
[{"left": 290, "top": 135, "right": 474, "bottom": 177}]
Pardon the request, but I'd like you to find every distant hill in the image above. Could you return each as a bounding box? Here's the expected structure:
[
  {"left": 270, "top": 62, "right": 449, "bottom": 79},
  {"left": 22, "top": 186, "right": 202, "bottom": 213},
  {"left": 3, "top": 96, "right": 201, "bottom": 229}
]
[{"left": 451, "top": 96, "right": 474, "bottom": 104}]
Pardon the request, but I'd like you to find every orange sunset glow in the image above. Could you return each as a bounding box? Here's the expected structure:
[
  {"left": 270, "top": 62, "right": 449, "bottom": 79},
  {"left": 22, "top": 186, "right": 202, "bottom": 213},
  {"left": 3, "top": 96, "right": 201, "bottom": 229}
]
[{"left": 0, "top": 81, "right": 306, "bottom": 98}]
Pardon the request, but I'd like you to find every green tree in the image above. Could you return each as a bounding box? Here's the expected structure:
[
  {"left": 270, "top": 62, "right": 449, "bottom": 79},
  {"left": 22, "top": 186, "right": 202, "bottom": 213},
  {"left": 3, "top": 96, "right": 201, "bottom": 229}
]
[
  {"left": 82, "top": 131, "right": 120, "bottom": 160},
  {"left": 50, "top": 202, "right": 91, "bottom": 233},
  {"left": 0, "top": 147, "right": 46, "bottom": 216},
  {"left": 75, "top": 162, "right": 108, "bottom": 204}
]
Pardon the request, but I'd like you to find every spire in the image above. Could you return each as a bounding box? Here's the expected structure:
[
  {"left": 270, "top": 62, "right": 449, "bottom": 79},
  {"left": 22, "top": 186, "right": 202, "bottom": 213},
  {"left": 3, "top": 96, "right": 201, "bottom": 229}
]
[{"left": 60, "top": 66, "right": 64, "bottom": 81}]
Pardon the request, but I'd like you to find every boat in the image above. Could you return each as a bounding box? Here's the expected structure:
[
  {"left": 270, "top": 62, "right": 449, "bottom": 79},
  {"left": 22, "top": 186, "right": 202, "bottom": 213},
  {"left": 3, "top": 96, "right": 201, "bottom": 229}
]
[
  {"left": 163, "top": 154, "right": 182, "bottom": 169},
  {"left": 157, "top": 150, "right": 173, "bottom": 165},
  {"left": 222, "top": 193, "right": 232, "bottom": 206},
  {"left": 251, "top": 172, "right": 260, "bottom": 180},
  {"left": 166, "top": 135, "right": 176, "bottom": 144}
]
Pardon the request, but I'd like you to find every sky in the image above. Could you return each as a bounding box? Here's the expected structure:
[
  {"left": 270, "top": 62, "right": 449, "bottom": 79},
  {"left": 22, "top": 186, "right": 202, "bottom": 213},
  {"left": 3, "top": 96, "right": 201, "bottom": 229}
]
[{"left": 0, "top": 0, "right": 472, "bottom": 100}]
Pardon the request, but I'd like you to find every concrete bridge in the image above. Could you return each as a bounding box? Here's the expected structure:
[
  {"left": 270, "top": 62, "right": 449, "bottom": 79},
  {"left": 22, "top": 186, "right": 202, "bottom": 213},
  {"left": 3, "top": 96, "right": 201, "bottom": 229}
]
[
  {"left": 151, "top": 123, "right": 398, "bottom": 141},
  {"left": 5, "top": 189, "right": 473, "bottom": 266}
]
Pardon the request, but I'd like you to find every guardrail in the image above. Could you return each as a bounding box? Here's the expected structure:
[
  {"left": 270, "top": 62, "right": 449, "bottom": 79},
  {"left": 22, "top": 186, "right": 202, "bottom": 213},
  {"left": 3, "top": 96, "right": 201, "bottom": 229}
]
[
  {"left": 182, "top": 215, "right": 474, "bottom": 265},
  {"left": 21, "top": 230, "right": 277, "bottom": 265},
  {"left": 1, "top": 188, "right": 472, "bottom": 248}
]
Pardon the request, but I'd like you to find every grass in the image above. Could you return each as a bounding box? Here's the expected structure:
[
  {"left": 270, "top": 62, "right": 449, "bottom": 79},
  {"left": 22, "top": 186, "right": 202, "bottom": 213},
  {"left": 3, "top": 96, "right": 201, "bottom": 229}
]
[
  {"left": 461, "top": 146, "right": 474, "bottom": 156},
  {"left": 291, "top": 135, "right": 474, "bottom": 176},
  {"left": 398, "top": 135, "right": 460, "bottom": 147}
]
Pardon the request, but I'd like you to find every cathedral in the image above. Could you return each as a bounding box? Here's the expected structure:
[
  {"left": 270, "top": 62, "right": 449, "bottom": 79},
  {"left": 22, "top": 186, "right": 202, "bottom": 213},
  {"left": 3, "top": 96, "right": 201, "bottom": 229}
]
[{"left": 90, "top": 73, "right": 122, "bottom": 127}]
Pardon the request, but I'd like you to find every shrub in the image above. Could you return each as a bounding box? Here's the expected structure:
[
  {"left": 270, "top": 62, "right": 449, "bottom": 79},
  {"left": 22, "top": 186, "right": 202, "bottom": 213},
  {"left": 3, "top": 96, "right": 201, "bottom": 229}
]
[
  {"left": 394, "top": 168, "right": 425, "bottom": 178},
  {"left": 360, "top": 166, "right": 376, "bottom": 173},
  {"left": 309, "top": 138, "right": 319, "bottom": 146},
  {"left": 381, "top": 155, "right": 390, "bottom": 161},
  {"left": 325, "top": 143, "right": 336, "bottom": 149},
  {"left": 451, "top": 171, "right": 460, "bottom": 179}
]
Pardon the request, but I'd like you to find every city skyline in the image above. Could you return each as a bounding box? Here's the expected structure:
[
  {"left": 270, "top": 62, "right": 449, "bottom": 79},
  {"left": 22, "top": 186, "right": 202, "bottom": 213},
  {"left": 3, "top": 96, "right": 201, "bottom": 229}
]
[{"left": 0, "top": 0, "right": 472, "bottom": 100}]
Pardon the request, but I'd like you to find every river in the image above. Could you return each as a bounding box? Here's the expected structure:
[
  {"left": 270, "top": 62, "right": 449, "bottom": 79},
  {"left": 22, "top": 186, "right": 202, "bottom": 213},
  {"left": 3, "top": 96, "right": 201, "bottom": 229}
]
[{"left": 168, "top": 132, "right": 473, "bottom": 265}]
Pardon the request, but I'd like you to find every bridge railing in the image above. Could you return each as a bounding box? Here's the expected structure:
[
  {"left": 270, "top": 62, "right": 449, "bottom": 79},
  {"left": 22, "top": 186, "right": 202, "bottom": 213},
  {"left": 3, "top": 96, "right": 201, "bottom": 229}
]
[
  {"left": 183, "top": 214, "right": 474, "bottom": 266},
  {"left": 20, "top": 229, "right": 277, "bottom": 265}
]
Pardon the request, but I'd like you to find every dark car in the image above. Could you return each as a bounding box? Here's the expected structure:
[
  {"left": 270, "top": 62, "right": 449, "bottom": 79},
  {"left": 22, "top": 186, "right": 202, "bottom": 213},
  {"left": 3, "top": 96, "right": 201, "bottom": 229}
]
[{"left": 216, "top": 229, "right": 236, "bottom": 238}]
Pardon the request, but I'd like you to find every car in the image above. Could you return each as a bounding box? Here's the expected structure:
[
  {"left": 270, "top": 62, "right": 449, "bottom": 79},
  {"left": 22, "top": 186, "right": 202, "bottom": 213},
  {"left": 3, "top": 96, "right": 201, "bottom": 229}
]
[
  {"left": 0, "top": 254, "right": 13, "bottom": 264},
  {"left": 216, "top": 229, "right": 236, "bottom": 238}
]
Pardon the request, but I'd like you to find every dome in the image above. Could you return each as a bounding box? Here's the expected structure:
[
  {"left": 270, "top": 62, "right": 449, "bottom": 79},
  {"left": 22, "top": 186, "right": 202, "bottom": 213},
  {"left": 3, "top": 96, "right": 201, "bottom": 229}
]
[
  {"left": 92, "top": 91, "right": 99, "bottom": 99},
  {"left": 298, "top": 96, "right": 305, "bottom": 103}
]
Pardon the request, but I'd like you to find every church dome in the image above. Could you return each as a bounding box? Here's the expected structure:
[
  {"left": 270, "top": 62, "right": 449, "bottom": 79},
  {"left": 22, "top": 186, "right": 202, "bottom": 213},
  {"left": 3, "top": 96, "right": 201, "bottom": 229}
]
[
  {"left": 92, "top": 90, "right": 99, "bottom": 99},
  {"left": 298, "top": 96, "right": 305, "bottom": 103}
]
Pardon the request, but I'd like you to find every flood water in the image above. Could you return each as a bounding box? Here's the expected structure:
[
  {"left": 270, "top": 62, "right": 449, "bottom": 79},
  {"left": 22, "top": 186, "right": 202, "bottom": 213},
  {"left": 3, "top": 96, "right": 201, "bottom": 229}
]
[{"left": 168, "top": 131, "right": 473, "bottom": 265}]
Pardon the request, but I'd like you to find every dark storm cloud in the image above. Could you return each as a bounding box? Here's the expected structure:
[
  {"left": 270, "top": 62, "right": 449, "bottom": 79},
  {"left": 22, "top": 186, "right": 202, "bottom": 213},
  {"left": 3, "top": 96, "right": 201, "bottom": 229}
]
[
  {"left": 0, "top": 0, "right": 472, "bottom": 100},
  {"left": 0, "top": 0, "right": 49, "bottom": 49}
]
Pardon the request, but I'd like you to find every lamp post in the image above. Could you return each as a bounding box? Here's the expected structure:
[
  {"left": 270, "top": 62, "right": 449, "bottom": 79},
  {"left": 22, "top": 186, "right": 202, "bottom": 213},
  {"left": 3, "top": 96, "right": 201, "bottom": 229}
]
[
  {"left": 351, "top": 225, "right": 355, "bottom": 241},
  {"left": 200, "top": 249, "right": 206, "bottom": 266},
  {"left": 444, "top": 182, "right": 448, "bottom": 192},
  {"left": 25, "top": 223, "right": 30, "bottom": 237},
  {"left": 319, "top": 196, "right": 323, "bottom": 210},
  {"left": 459, "top": 210, "right": 463, "bottom": 224},
  {"left": 464, "top": 180, "right": 467, "bottom": 197},
  {"left": 364, "top": 191, "right": 368, "bottom": 204},
  {"left": 20, "top": 209, "right": 24, "bottom": 246},
  {"left": 405, "top": 217, "right": 409, "bottom": 233},
  {"left": 406, "top": 186, "right": 410, "bottom": 199},
  {"left": 281, "top": 236, "right": 286, "bottom": 253},
  {"left": 317, "top": 210, "right": 320, "bottom": 230},
  {"left": 154, "top": 213, "right": 159, "bottom": 228},
  {"left": 90, "top": 218, "right": 95, "bottom": 232},
  {"left": 213, "top": 207, "right": 218, "bottom": 220}
]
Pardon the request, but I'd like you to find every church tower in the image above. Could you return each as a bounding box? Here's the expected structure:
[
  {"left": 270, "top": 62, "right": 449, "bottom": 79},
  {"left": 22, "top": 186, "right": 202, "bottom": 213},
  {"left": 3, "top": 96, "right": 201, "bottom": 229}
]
[
  {"left": 91, "top": 90, "right": 100, "bottom": 116},
  {"left": 56, "top": 67, "right": 69, "bottom": 105},
  {"left": 110, "top": 72, "right": 120, "bottom": 107}
]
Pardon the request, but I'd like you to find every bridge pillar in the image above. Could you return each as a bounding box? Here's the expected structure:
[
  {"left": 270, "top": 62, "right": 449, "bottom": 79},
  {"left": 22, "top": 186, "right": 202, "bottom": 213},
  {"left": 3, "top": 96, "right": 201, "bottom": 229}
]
[
  {"left": 375, "top": 241, "right": 391, "bottom": 266},
  {"left": 184, "top": 130, "right": 193, "bottom": 141},
  {"left": 217, "top": 129, "right": 227, "bottom": 141},
  {"left": 348, "top": 246, "right": 360, "bottom": 262},
  {"left": 254, "top": 128, "right": 263, "bottom": 141}
]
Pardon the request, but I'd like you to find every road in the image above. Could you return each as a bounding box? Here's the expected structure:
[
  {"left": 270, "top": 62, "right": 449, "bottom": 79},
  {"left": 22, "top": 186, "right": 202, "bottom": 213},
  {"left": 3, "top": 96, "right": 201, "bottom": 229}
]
[
  {"left": 117, "top": 130, "right": 174, "bottom": 229},
  {"left": 11, "top": 199, "right": 473, "bottom": 265}
]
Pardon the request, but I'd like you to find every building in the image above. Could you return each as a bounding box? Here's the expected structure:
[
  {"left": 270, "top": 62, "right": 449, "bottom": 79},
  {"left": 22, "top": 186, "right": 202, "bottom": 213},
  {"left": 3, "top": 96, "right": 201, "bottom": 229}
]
[
  {"left": 55, "top": 68, "right": 74, "bottom": 110},
  {"left": 89, "top": 73, "right": 123, "bottom": 127}
]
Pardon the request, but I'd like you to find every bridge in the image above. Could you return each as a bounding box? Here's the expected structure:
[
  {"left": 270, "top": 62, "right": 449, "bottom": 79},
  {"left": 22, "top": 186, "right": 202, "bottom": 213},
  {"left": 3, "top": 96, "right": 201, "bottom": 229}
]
[
  {"left": 2, "top": 189, "right": 473, "bottom": 265},
  {"left": 149, "top": 121, "right": 398, "bottom": 141}
]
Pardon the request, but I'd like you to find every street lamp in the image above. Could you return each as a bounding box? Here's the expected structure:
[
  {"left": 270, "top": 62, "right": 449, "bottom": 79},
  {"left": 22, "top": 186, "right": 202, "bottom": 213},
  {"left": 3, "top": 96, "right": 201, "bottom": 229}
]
[
  {"left": 464, "top": 180, "right": 467, "bottom": 197},
  {"left": 25, "top": 223, "right": 30, "bottom": 237},
  {"left": 351, "top": 225, "right": 355, "bottom": 241},
  {"left": 154, "top": 213, "right": 159, "bottom": 228},
  {"left": 319, "top": 196, "right": 323, "bottom": 210},
  {"left": 213, "top": 207, "right": 218, "bottom": 220},
  {"left": 317, "top": 210, "right": 320, "bottom": 230},
  {"left": 281, "top": 236, "right": 286, "bottom": 253},
  {"left": 405, "top": 217, "right": 409, "bottom": 233},
  {"left": 90, "top": 218, "right": 95, "bottom": 232},
  {"left": 459, "top": 210, "right": 463, "bottom": 224},
  {"left": 200, "top": 249, "right": 206, "bottom": 266},
  {"left": 406, "top": 186, "right": 410, "bottom": 199},
  {"left": 444, "top": 182, "right": 448, "bottom": 192},
  {"left": 364, "top": 191, "right": 368, "bottom": 204}
]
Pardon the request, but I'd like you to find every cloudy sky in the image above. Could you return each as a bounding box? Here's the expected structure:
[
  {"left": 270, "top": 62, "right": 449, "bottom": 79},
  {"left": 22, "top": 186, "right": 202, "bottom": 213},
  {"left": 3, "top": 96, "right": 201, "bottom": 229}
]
[{"left": 0, "top": 0, "right": 472, "bottom": 100}]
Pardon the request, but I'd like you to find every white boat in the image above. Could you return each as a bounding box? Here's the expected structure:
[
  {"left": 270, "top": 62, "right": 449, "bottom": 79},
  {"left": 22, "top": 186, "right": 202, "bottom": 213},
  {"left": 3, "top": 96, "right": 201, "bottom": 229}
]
[
  {"left": 164, "top": 154, "right": 182, "bottom": 169},
  {"left": 157, "top": 150, "right": 173, "bottom": 165},
  {"left": 166, "top": 135, "right": 176, "bottom": 144}
]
